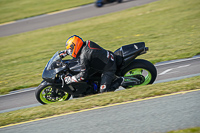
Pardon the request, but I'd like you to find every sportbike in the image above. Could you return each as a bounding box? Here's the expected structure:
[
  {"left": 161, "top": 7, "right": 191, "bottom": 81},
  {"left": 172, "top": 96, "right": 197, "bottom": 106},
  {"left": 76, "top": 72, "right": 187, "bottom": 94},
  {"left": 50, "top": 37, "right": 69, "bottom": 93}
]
[{"left": 35, "top": 42, "right": 157, "bottom": 104}]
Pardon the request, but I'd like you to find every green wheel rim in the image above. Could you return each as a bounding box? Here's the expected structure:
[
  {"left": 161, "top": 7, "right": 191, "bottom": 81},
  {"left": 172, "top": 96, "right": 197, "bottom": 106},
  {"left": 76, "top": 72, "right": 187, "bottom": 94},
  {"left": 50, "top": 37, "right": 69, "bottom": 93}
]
[
  {"left": 124, "top": 68, "right": 152, "bottom": 87},
  {"left": 40, "top": 86, "right": 69, "bottom": 104}
]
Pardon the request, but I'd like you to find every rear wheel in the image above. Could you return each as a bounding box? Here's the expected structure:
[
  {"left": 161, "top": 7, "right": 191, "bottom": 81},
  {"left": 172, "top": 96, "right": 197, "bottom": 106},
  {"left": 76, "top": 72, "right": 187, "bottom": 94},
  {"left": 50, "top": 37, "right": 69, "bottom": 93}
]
[
  {"left": 35, "top": 83, "right": 71, "bottom": 104},
  {"left": 121, "top": 59, "right": 157, "bottom": 88}
]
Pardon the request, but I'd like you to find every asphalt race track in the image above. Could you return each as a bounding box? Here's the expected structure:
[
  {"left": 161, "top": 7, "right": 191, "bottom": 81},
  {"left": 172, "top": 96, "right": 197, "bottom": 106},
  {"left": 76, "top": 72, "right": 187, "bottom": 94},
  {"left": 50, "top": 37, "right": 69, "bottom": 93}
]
[
  {"left": 1, "top": 89, "right": 200, "bottom": 133},
  {"left": 0, "top": 0, "right": 200, "bottom": 132}
]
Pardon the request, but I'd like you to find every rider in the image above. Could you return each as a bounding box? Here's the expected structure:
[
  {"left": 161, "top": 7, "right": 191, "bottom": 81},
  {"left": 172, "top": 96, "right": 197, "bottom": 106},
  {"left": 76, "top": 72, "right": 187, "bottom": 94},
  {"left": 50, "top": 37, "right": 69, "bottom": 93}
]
[{"left": 60, "top": 35, "right": 123, "bottom": 93}]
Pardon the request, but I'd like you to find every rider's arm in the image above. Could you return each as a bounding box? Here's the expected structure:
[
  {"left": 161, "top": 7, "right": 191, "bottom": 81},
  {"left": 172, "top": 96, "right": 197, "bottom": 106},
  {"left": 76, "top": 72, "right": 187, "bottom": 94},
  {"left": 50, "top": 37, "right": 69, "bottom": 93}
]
[{"left": 74, "top": 52, "right": 90, "bottom": 82}]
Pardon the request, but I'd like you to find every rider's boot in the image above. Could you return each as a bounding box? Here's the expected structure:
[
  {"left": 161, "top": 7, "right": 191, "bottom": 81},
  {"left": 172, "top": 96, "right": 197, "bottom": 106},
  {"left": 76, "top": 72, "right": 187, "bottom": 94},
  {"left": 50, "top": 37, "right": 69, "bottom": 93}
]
[{"left": 108, "top": 77, "right": 124, "bottom": 92}]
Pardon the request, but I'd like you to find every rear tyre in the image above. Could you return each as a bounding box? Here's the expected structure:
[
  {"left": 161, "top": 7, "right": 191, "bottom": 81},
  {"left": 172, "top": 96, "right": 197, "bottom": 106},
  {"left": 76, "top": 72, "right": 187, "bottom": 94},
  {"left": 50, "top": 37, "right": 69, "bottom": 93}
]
[
  {"left": 121, "top": 59, "right": 157, "bottom": 88},
  {"left": 35, "top": 83, "right": 71, "bottom": 104}
]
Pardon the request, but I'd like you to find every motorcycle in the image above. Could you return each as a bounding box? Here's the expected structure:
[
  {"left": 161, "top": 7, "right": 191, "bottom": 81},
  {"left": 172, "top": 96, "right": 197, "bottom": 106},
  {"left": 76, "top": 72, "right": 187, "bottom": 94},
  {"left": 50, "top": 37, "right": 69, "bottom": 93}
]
[
  {"left": 95, "top": 0, "right": 123, "bottom": 7},
  {"left": 35, "top": 42, "right": 157, "bottom": 104}
]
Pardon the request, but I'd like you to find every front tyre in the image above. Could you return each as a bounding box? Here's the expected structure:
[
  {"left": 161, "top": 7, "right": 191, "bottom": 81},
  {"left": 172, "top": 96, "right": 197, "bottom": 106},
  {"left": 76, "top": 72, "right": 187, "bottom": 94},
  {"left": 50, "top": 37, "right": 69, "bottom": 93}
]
[
  {"left": 121, "top": 59, "right": 157, "bottom": 88},
  {"left": 35, "top": 83, "right": 71, "bottom": 104}
]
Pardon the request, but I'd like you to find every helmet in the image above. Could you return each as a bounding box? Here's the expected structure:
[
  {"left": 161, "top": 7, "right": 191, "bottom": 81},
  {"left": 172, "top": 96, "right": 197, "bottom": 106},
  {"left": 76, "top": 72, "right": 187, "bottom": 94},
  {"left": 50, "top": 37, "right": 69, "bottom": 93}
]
[{"left": 65, "top": 35, "right": 84, "bottom": 58}]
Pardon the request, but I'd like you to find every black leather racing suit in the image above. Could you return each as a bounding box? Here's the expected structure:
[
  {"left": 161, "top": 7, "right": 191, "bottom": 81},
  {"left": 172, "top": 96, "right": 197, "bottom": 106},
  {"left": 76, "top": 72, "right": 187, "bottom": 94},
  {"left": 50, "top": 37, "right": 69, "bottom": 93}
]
[{"left": 74, "top": 40, "right": 119, "bottom": 92}]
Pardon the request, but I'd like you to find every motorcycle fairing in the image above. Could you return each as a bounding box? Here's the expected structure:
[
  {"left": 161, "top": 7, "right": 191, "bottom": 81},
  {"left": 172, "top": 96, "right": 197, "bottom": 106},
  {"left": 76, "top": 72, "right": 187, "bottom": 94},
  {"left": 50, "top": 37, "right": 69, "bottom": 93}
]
[
  {"left": 42, "top": 66, "right": 66, "bottom": 82},
  {"left": 114, "top": 42, "right": 145, "bottom": 58},
  {"left": 121, "top": 42, "right": 145, "bottom": 58},
  {"left": 42, "top": 51, "right": 66, "bottom": 82},
  {"left": 114, "top": 42, "right": 147, "bottom": 69}
]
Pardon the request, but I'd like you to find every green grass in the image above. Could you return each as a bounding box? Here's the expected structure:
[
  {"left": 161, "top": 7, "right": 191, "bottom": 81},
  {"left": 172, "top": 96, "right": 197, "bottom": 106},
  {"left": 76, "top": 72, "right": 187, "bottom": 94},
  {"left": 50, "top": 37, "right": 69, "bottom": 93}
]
[
  {"left": 0, "top": 0, "right": 94, "bottom": 24},
  {"left": 0, "top": 76, "right": 200, "bottom": 127},
  {"left": 0, "top": 0, "right": 200, "bottom": 94},
  {"left": 167, "top": 127, "right": 200, "bottom": 133}
]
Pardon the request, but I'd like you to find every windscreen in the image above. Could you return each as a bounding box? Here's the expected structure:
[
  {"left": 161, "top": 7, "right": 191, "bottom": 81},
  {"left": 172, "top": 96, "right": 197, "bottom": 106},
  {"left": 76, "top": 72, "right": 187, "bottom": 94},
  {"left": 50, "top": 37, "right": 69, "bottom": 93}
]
[{"left": 46, "top": 51, "right": 62, "bottom": 70}]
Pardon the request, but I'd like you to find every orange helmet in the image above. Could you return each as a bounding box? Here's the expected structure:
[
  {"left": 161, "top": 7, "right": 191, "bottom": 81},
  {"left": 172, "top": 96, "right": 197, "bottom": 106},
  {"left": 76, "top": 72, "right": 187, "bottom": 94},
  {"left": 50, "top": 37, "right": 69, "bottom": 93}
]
[{"left": 65, "top": 35, "right": 84, "bottom": 58}]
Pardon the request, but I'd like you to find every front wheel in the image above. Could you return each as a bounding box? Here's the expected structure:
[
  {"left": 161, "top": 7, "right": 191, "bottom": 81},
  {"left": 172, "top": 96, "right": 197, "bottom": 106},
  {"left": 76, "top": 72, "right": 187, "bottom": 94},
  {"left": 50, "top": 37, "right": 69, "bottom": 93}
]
[
  {"left": 121, "top": 59, "right": 157, "bottom": 88},
  {"left": 35, "top": 82, "right": 71, "bottom": 104}
]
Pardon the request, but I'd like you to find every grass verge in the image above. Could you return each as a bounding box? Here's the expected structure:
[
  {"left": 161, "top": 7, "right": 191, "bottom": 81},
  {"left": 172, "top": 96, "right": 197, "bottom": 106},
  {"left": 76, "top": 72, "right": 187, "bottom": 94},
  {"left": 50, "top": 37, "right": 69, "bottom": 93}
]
[
  {"left": 167, "top": 127, "right": 200, "bottom": 133},
  {"left": 0, "top": 76, "right": 200, "bottom": 127},
  {"left": 0, "top": 0, "right": 94, "bottom": 24},
  {"left": 0, "top": 0, "right": 200, "bottom": 95}
]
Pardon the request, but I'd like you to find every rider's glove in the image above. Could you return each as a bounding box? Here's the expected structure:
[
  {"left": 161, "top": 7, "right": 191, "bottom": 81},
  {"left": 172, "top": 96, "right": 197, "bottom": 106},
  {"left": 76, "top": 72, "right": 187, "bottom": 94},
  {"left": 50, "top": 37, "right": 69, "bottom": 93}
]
[
  {"left": 64, "top": 76, "right": 78, "bottom": 84},
  {"left": 64, "top": 76, "right": 72, "bottom": 84},
  {"left": 59, "top": 50, "right": 67, "bottom": 58}
]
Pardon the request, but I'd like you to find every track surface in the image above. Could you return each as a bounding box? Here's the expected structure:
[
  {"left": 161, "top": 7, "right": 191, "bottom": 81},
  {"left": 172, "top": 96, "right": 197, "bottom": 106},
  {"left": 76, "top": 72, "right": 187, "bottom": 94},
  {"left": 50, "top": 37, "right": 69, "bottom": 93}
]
[{"left": 1, "top": 89, "right": 200, "bottom": 133}]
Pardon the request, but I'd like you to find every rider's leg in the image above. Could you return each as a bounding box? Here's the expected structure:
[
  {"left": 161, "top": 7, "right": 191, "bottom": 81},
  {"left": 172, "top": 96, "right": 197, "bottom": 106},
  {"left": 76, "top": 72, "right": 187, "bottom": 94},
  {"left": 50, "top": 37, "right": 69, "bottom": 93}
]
[{"left": 100, "top": 71, "right": 115, "bottom": 93}]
